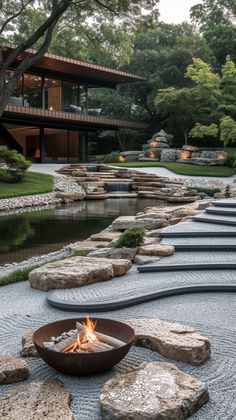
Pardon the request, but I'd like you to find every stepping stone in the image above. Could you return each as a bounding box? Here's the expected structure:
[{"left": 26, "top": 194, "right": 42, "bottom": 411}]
[
  {"left": 89, "top": 231, "right": 121, "bottom": 242},
  {"left": 134, "top": 255, "right": 161, "bottom": 265},
  {"left": 139, "top": 244, "right": 175, "bottom": 257},
  {"left": 21, "top": 331, "right": 38, "bottom": 357},
  {"left": 126, "top": 318, "right": 211, "bottom": 365},
  {"left": 0, "top": 379, "right": 73, "bottom": 419},
  {"left": 0, "top": 354, "right": 29, "bottom": 384},
  {"left": 193, "top": 213, "right": 236, "bottom": 226},
  {"left": 88, "top": 247, "right": 137, "bottom": 261},
  {"left": 112, "top": 215, "right": 168, "bottom": 230},
  {"left": 29, "top": 256, "right": 132, "bottom": 291},
  {"left": 100, "top": 361, "right": 209, "bottom": 419},
  {"left": 68, "top": 240, "right": 110, "bottom": 252}
]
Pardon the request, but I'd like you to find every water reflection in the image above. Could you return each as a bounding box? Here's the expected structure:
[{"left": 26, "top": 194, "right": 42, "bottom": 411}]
[{"left": 0, "top": 198, "right": 161, "bottom": 264}]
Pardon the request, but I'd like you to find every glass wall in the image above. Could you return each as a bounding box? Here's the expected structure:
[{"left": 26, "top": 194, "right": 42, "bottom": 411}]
[
  {"left": 44, "top": 78, "right": 61, "bottom": 111},
  {"left": 43, "top": 128, "right": 79, "bottom": 162},
  {"left": 6, "top": 71, "right": 23, "bottom": 106},
  {"left": 6, "top": 71, "right": 101, "bottom": 117},
  {"left": 23, "top": 74, "right": 42, "bottom": 108},
  {"left": 7, "top": 126, "right": 40, "bottom": 159}
]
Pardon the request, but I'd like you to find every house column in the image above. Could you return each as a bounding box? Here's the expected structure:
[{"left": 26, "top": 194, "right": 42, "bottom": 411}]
[
  {"left": 79, "top": 131, "right": 88, "bottom": 162},
  {"left": 39, "top": 127, "right": 45, "bottom": 163}
]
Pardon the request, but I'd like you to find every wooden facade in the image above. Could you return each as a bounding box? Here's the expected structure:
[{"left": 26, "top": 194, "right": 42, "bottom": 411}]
[{"left": 1, "top": 43, "right": 147, "bottom": 162}]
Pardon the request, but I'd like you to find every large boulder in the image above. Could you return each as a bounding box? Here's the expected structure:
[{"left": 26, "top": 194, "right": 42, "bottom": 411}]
[
  {"left": 29, "top": 256, "right": 132, "bottom": 291},
  {"left": 182, "top": 145, "right": 199, "bottom": 152},
  {"left": 68, "top": 240, "right": 110, "bottom": 252},
  {"left": 161, "top": 148, "right": 176, "bottom": 162},
  {"left": 126, "top": 318, "right": 211, "bottom": 365},
  {"left": 0, "top": 379, "right": 73, "bottom": 419},
  {"left": 0, "top": 355, "right": 29, "bottom": 384},
  {"left": 100, "top": 361, "right": 209, "bottom": 419},
  {"left": 55, "top": 191, "right": 85, "bottom": 201},
  {"left": 112, "top": 215, "right": 168, "bottom": 230}
]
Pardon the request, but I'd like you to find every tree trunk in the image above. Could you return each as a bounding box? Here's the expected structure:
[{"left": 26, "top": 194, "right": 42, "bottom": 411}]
[{"left": 183, "top": 129, "right": 188, "bottom": 145}]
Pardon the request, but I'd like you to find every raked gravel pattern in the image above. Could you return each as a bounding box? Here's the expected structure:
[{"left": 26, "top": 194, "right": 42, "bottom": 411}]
[{"left": 0, "top": 281, "right": 235, "bottom": 420}]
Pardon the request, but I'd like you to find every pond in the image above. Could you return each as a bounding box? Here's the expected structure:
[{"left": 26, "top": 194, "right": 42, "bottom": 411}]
[{"left": 0, "top": 198, "right": 162, "bottom": 264}]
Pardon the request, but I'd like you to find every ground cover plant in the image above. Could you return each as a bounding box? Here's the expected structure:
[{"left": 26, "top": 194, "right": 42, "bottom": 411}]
[
  {"left": 113, "top": 227, "right": 145, "bottom": 248},
  {"left": 112, "top": 162, "right": 235, "bottom": 177},
  {"left": 0, "top": 172, "right": 54, "bottom": 198}
]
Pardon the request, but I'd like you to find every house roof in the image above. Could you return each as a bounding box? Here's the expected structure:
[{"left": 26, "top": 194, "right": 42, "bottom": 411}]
[{"left": 3, "top": 42, "right": 145, "bottom": 87}]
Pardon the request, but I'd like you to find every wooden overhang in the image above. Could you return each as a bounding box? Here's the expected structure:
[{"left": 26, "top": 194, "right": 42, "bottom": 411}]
[
  {"left": 3, "top": 43, "right": 146, "bottom": 88},
  {"left": 2, "top": 105, "right": 148, "bottom": 131}
]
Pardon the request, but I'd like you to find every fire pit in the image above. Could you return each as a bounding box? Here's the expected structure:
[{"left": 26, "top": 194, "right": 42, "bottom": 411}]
[{"left": 33, "top": 318, "right": 134, "bottom": 375}]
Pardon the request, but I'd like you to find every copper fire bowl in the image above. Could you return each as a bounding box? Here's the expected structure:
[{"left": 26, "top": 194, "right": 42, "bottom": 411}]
[{"left": 33, "top": 318, "right": 135, "bottom": 376}]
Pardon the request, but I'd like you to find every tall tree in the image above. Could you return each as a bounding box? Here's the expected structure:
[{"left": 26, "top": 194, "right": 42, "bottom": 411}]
[
  {"left": 0, "top": 0, "right": 159, "bottom": 116},
  {"left": 125, "top": 23, "right": 213, "bottom": 128},
  {"left": 191, "top": 0, "right": 236, "bottom": 68}
]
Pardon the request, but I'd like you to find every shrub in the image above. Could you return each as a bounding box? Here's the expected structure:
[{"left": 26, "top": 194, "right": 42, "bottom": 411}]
[
  {"left": 0, "top": 146, "right": 30, "bottom": 182},
  {"left": 225, "top": 185, "right": 231, "bottom": 198},
  {"left": 113, "top": 227, "right": 145, "bottom": 248},
  {"left": 103, "top": 151, "right": 120, "bottom": 163}
]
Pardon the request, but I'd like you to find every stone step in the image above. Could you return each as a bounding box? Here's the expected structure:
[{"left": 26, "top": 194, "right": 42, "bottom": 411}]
[
  {"left": 138, "top": 262, "right": 236, "bottom": 273},
  {"left": 161, "top": 230, "right": 236, "bottom": 237},
  {"left": 193, "top": 214, "right": 236, "bottom": 226},
  {"left": 212, "top": 200, "right": 236, "bottom": 208},
  {"left": 174, "top": 244, "right": 236, "bottom": 251},
  {"left": 162, "top": 236, "right": 236, "bottom": 246},
  {"left": 47, "top": 283, "right": 236, "bottom": 312},
  {"left": 206, "top": 206, "right": 236, "bottom": 216},
  {"left": 106, "top": 193, "right": 137, "bottom": 198}
]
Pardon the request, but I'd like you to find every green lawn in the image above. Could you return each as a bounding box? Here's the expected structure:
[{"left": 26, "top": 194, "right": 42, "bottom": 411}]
[
  {"left": 112, "top": 162, "right": 235, "bottom": 177},
  {"left": 0, "top": 171, "right": 54, "bottom": 199}
]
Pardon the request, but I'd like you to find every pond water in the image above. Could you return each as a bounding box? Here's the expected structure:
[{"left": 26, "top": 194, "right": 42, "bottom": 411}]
[{"left": 0, "top": 198, "right": 161, "bottom": 264}]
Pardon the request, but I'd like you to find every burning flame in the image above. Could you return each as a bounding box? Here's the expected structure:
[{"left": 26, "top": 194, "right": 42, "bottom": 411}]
[
  {"left": 82, "top": 317, "right": 98, "bottom": 344},
  {"left": 63, "top": 317, "right": 99, "bottom": 353}
]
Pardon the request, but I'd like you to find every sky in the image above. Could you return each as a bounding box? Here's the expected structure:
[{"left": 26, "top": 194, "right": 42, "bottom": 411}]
[{"left": 158, "top": 0, "right": 202, "bottom": 24}]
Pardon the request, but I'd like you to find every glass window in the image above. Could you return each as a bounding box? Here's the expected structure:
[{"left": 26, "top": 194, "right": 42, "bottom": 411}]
[
  {"left": 6, "top": 70, "right": 23, "bottom": 106},
  {"left": 44, "top": 78, "right": 61, "bottom": 111},
  {"left": 23, "top": 74, "right": 42, "bottom": 108},
  {"left": 62, "top": 81, "right": 80, "bottom": 113}
]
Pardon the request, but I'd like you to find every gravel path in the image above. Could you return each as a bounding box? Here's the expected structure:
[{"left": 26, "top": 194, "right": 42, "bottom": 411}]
[
  {"left": 0, "top": 281, "right": 235, "bottom": 420},
  {"left": 0, "top": 194, "right": 236, "bottom": 419}
]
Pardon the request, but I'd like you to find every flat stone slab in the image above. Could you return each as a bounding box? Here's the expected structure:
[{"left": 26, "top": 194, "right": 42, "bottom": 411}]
[
  {"left": 134, "top": 255, "right": 161, "bottom": 265},
  {"left": 89, "top": 231, "right": 121, "bottom": 242},
  {"left": 0, "top": 379, "right": 73, "bottom": 419},
  {"left": 100, "top": 361, "right": 209, "bottom": 419},
  {"left": 29, "top": 256, "right": 132, "bottom": 291},
  {"left": 0, "top": 354, "right": 29, "bottom": 384},
  {"left": 88, "top": 247, "right": 137, "bottom": 261},
  {"left": 112, "top": 215, "right": 168, "bottom": 230},
  {"left": 139, "top": 244, "right": 175, "bottom": 256},
  {"left": 126, "top": 318, "right": 211, "bottom": 365},
  {"left": 21, "top": 331, "right": 39, "bottom": 357},
  {"left": 68, "top": 240, "right": 110, "bottom": 252}
]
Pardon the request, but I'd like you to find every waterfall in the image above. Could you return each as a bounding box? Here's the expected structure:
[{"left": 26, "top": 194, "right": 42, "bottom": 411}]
[{"left": 106, "top": 182, "right": 132, "bottom": 193}]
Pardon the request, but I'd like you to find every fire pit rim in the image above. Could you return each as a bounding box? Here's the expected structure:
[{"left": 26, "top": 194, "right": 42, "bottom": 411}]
[{"left": 33, "top": 317, "right": 135, "bottom": 375}]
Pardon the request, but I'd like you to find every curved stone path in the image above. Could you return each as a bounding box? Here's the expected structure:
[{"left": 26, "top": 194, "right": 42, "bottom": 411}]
[{"left": 48, "top": 200, "right": 236, "bottom": 311}]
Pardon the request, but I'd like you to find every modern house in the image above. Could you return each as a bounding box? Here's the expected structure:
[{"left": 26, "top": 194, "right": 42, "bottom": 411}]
[{"left": 0, "top": 43, "right": 146, "bottom": 162}]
